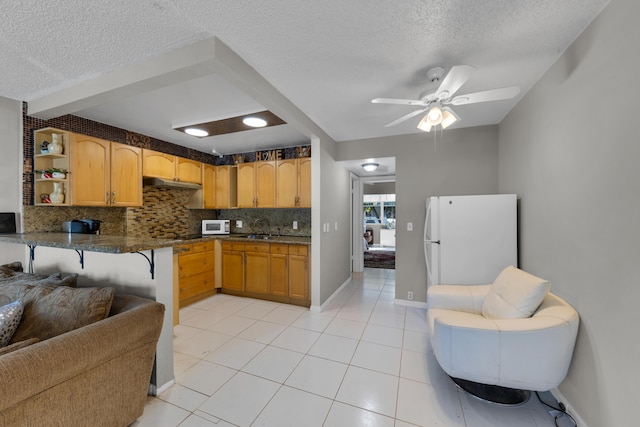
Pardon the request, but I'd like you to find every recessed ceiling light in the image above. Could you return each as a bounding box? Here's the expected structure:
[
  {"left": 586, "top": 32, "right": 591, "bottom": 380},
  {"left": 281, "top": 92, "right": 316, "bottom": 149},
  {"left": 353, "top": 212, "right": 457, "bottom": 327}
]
[
  {"left": 184, "top": 128, "right": 209, "bottom": 137},
  {"left": 243, "top": 117, "right": 268, "bottom": 128}
]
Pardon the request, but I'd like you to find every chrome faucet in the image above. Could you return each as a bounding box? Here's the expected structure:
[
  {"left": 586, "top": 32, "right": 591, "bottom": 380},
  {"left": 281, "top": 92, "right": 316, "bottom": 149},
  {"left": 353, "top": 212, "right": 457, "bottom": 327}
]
[{"left": 253, "top": 218, "right": 271, "bottom": 235}]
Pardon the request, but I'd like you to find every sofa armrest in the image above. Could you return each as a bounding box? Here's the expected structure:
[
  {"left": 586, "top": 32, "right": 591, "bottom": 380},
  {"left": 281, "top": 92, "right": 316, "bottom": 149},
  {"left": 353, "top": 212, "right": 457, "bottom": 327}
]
[
  {"left": 0, "top": 295, "right": 164, "bottom": 412},
  {"left": 427, "top": 284, "right": 491, "bottom": 314}
]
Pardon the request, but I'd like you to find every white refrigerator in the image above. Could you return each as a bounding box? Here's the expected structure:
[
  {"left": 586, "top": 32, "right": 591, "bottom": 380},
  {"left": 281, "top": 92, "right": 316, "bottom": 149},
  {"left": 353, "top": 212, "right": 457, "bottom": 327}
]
[{"left": 424, "top": 194, "right": 517, "bottom": 286}]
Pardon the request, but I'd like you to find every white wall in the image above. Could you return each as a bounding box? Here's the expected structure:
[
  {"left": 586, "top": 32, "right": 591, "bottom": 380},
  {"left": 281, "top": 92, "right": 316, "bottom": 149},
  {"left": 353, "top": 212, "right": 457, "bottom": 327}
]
[
  {"left": 338, "top": 126, "right": 499, "bottom": 303},
  {"left": 499, "top": 1, "right": 637, "bottom": 424},
  {"left": 0, "top": 97, "right": 23, "bottom": 265}
]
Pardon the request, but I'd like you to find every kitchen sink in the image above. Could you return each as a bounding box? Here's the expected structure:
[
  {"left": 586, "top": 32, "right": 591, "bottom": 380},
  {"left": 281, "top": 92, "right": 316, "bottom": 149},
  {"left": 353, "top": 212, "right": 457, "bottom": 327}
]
[{"left": 238, "top": 234, "right": 271, "bottom": 240}]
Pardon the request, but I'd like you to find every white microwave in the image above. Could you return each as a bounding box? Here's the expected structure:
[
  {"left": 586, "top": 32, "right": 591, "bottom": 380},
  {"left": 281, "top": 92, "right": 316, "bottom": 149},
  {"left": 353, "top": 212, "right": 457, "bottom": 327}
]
[{"left": 202, "top": 219, "right": 230, "bottom": 235}]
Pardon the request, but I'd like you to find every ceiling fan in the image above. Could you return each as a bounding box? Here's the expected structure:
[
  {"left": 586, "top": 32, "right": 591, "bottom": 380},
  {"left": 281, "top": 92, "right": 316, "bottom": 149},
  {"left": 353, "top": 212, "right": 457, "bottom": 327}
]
[{"left": 372, "top": 65, "right": 520, "bottom": 132}]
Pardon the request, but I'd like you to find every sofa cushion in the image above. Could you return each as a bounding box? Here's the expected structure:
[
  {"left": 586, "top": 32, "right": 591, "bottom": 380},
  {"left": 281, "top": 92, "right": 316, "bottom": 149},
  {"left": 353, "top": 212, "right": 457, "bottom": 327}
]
[
  {"left": 0, "top": 262, "right": 23, "bottom": 275},
  {"left": 0, "top": 271, "right": 78, "bottom": 291},
  {"left": 0, "top": 300, "right": 23, "bottom": 347},
  {"left": 482, "top": 266, "right": 551, "bottom": 319},
  {"left": 0, "top": 337, "right": 39, "bottom": 356},
  {"left": 0, "top": 284, "right": 115, "bottom": 343}
]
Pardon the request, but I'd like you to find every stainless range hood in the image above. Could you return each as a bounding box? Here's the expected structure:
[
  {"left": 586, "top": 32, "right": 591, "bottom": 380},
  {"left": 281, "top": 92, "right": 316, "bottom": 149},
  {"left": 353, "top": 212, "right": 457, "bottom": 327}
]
[{"left": 143, "top": 177, "right": 202, "bottom": 190}]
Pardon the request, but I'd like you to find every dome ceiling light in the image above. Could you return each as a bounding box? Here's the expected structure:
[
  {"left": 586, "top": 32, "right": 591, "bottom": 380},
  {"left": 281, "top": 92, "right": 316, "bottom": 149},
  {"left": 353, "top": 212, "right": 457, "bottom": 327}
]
[{"left": 362, "top": 162, "right": 379, "bottom": 172}]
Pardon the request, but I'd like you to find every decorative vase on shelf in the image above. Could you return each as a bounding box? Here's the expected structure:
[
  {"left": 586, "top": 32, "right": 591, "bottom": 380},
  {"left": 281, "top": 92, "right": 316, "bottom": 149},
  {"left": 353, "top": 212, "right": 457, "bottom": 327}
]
[
  {"left": 48, "top": 134, "right": 63, "bottom": 154},
  {"left": 49, "top": 182, "right": 65, "bottom": 204}
]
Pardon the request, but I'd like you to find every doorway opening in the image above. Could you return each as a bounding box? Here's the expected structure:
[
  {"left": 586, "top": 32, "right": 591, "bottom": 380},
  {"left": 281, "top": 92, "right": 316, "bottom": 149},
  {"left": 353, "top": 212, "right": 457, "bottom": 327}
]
[{"left": 363, "top": 193, "right": 395, "bottom": 269}]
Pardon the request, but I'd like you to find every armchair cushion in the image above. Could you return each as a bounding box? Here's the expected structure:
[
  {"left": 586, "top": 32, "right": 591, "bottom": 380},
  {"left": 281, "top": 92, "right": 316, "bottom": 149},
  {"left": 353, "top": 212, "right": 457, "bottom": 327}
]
[{"left": 482, "top": 266, "right": 550, "bottom": 319}]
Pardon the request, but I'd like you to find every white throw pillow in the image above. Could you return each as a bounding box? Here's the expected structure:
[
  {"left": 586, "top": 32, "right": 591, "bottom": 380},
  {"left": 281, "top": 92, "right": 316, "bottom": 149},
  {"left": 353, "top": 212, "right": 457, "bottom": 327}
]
[
  {"left": 0, "top": 300, "right": 23, "bottom": 347},
  {"left": 482, "top": 266, "right": 551, "bottom": 319}
]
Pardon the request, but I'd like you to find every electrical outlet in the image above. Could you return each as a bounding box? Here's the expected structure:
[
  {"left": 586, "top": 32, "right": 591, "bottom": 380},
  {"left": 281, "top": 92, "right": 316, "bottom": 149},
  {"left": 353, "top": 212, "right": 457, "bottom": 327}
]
[
  {"left": 407, "top": 222, "right": 413, "bottom": 231},
  {"left": 236, "top": 220, "right": 242, "bottom": 228},
  {"left": 408, "top": 291, "right": 414, "bottom": 300},
  {"left": 293, "top": 221, "right": 298, "bottom": 230}
]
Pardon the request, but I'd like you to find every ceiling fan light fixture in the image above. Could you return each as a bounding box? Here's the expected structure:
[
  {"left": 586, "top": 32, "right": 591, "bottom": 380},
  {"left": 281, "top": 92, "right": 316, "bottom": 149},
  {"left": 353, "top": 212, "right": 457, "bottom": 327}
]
[
  {"left": 362, "top": 162, "right": 379, "bottom": 172},
  {"left": 184, "top": 127, "right": 209, "bottom": 137},
  {"left": 416, "top": 114, "right": 433, "bottom": 132},
  {"left": 243, "top": 116, "right": 268, "bottom": 127},
  {"left": 427, "top": 106, "right": 442, "bottom": 123},
  {"left": 440, "top": 107, "right": 459, "bottom": 129}
]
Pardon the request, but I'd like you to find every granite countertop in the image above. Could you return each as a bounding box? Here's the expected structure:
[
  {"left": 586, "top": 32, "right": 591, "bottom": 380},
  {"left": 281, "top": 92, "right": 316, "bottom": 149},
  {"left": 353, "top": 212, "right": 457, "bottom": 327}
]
[
  {"left": 0, "top": 232, "right": 311, "bottom": 255},
  {"left": 0, "top": 233, "right": 182, "bottom": 254}
]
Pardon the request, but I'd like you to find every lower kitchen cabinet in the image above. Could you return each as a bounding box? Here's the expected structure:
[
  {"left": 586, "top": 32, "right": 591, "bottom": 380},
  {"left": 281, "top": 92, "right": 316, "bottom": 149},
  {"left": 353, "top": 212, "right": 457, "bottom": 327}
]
[
  {"left": 269, "top": 244, "right": 289, "bottom": 298},
  {"left": 177, "top": 241, "right": 215, "bottom": 307},
  {"left": 221, "top": 241, "right": 245, "bottom": 291},
  {"left": 245, "top": 242, "right": 270, "bottom": 294},
  {"left": 288, "top": 245, "right": 310, "bottom": 304},
  {"left": 221, "top": 240, "right": 310, "bottom": 306}
]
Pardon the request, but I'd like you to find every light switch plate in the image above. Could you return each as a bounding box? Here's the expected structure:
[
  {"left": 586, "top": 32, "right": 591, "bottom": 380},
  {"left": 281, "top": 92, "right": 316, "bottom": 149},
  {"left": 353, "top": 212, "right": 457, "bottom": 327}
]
[
  {"left": 407, "top": 222, "right": 413, "bottom": 231},
  {"left": 293, "top": 221, "right": 298, "bottom": 230}
]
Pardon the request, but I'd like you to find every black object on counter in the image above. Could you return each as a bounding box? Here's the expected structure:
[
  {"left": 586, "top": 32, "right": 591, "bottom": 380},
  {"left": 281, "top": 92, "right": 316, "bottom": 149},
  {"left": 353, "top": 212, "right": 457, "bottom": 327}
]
[
  {"left": 0, "top": 213, "right": 16, "bottom": 234},
  {"left": 79, "top": 219, "right": 101, "bottom": 234},
  {"left": 62, "top": 220, "right": 90, "bottom": 234}
]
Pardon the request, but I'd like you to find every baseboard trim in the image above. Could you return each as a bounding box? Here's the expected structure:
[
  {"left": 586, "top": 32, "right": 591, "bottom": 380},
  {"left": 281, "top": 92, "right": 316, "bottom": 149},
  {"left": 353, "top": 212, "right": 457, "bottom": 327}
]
[
  {"left": 310, "top": 276, "right": 353, "bottom": 312},
  {"left": 550, "top": 387, "right": 587, "bottom": 427},
  {"left": 394, "top": 298, "right": 428, "bottom": 309},
  {"left": 150, "top": 379, "right": 175, "bottom": 396}
]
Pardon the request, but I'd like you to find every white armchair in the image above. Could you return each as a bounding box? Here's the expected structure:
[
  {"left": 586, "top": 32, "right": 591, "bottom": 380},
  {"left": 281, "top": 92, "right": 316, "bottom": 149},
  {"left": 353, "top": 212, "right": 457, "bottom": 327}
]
[{"left": 427, "top": 267, "right": 579, "bottom": 394}]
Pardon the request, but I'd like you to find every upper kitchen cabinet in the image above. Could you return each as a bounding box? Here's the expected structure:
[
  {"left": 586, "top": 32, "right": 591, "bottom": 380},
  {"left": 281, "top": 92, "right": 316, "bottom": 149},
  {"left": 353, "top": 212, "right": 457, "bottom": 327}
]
[
  {"left": 276, "top": 157, "right": 311, "bottom": 208},
  {"left": 142, "top": 149, "right": 202, "bottom": 184},
  {"left": 70, "top": 134, "right": 142, "bottom": 207},
  {"left": 215, "top": 165, "right": 237, "bottom": 209},
  {"left": 110, "top": 143, "right": 143, "bottom": 206},
  {"left": 189, "top": 163, "right": 219, "bottom": 209},
  {"left": 33, "top": 128, "right": 71, "bottom": 206},
  {"left": 237, "top": 161, "right": 276, "bottom": 208}
]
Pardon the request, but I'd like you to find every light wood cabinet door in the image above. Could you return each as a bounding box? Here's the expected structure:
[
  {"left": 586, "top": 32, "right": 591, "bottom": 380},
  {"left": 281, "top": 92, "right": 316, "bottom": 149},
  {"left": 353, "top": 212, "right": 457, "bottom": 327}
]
[
  {"left": 110, "top": 142, "right": 142, "bottom": 207},
  {"left": 237, "top": 163, "right": 256, "bottom": 207},
  {"left": 298, "top": 157, "right": 311, "bottom": 208},
  {"left": 215, "top": 165, "right": 237, "bottom": 208},
  {"left": 177, "top": 157, "right": 202, "bottom": 184},
  {"left": 142, "top": 149, "right": 175, "bottom": 180},
  {"left": 222, "top": 250, "right": 245, "bottom": 291},
  {"left": 70, "top": 135, "right": 110, "bottom": 206},
  {"left": 245, "top": 250, "right": 270, "bottom": 294},
  {"left": 289, "top": 245, "right": 309, "bottom": 302},
  {"left": 276, "top": 159, "right": 298, "bottom": 207},
  {"left": 270, "top": 250, "right": 288, "bottom": 297},
  {"left": 202, "top": 164, "right": 216, "bottom": 208},
  {"left": 255, "top": 161, "right": 276, "bottom": 207}
]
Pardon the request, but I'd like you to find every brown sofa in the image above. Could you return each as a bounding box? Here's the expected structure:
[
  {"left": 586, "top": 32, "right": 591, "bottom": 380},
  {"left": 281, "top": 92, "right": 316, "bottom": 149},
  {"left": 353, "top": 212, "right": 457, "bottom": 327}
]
[{"left": 0, "top": 293, "right": 164, "bottom": 426}]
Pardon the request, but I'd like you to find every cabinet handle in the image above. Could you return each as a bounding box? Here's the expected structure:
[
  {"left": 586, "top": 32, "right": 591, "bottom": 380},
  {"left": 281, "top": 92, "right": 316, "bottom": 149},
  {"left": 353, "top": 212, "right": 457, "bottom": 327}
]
[
  {"left": 111, "top": 191, "right": 116, "bottom": 205},
  {"left": 105, "top": 192, "right": 110, "bottom": 204}
]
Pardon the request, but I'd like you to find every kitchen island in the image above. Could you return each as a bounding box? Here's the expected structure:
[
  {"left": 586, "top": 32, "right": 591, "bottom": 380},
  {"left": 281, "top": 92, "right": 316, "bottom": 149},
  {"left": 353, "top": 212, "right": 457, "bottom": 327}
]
[{"left": 0, "top": 232, "right": 180, "bottom": 395}]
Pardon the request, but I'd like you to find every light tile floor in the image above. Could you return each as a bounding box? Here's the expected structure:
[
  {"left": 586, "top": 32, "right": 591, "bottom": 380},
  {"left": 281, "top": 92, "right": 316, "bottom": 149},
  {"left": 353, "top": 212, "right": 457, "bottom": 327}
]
[{"left": 133, "top": 268, "right": 557, "bottom": 427}]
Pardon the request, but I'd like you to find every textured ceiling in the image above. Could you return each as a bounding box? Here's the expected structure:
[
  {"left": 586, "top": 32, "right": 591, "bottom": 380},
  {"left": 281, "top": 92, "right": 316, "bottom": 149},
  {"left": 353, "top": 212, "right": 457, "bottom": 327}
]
[{"left": 0, "top": 0, "right": 609, "bottom": 161}]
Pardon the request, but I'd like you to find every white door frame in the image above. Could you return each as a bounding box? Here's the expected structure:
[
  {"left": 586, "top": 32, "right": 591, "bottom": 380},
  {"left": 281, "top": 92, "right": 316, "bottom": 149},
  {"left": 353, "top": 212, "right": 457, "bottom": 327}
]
[{"left": 351, "top": 174, "right": 396, "bottom": 272}]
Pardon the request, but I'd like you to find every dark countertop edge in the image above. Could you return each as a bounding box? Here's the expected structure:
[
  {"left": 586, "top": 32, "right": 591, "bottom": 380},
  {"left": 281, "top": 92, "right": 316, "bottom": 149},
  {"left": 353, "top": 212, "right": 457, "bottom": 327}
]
[
  {"left": 0, "top": 233, "right": 182, "bottom": 254},
  {"left": 176, "top": 235, "right": 312, "bottom": 246}
]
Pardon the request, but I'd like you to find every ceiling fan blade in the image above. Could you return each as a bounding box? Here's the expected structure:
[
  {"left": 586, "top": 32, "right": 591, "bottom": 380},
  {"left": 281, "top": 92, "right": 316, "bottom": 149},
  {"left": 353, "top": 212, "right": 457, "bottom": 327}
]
[
  {"left": 450, "top": 86, "right": 520, "bottom": 105},
  {"left": 384, "top": 108, "right": 427, "bottom": 127},
  {"left": 372, "top": 98, "right": 427, "bottom": 106},
  {"left": 435, "top": 65, "right": 476, "bottom": 99}
]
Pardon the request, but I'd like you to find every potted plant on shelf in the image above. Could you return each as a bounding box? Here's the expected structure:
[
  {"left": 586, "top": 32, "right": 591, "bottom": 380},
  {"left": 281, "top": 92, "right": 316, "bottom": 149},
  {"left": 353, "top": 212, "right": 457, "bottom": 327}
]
[{"left": 37, "top": 167, "right": 68, "bottom": 179}]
